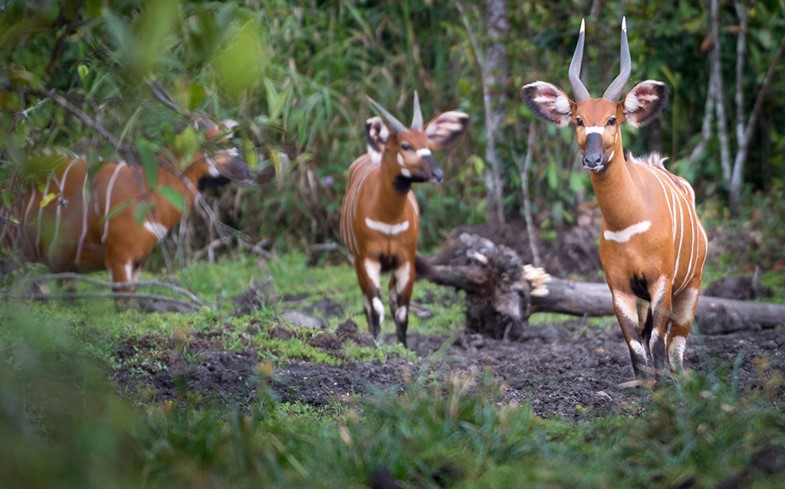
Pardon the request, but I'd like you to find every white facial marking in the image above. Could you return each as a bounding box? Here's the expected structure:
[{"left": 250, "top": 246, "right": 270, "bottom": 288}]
[
  {"left": 603, "top": 220, "right": 652, "bottom": 243},
  {"left": 144, "top": 220, "right": 169, "bottom": 241},
  {"left": 364, "top": 258, "right": 381, "bottom": 289},
  {"left": 365, "top": 217, "right": 410, "bottom": 236},
  {"left": 397, "top": 153, "right": 405, "bottom": 166},
  {"left": 608, "top": 150, "right": 615, "bottom": 161},
  {"left": 394, "top": 262, "right": 410, "bottom": 295},
  {"left": 416, "top": 148, "right": 432, "bottom": 157},
  {"left": 629, "top": 340, "right": 647, "bottom": 361},
  {"left": 372, "top": 297, "right": 385, "bottom": 324},
  {"left": 401, "top": 168, "right": 411, "bottom": 177},
  {"left": 613, "top": 292, "right": 638, "bottom": 323},
  {"left": 585, "top": 126, "right": 605, "bottom": 135},
  {"left": 395, "top": 306, "right": 408, "bottom": 324},
  {"left": 669, "top": 336, "right": 687, "bottom": 370}
]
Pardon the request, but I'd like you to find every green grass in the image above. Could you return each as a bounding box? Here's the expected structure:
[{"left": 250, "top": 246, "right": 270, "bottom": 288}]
[
  {"left": 2, "top": 304, "right": 783, "bottom": 488},
  {"left": 2, "top": 251, "right": 784, "bottom": 488}
]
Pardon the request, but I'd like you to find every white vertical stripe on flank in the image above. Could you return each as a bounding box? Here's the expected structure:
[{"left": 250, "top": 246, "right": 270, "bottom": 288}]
[
  {"left": 75, "top": 171, "right": 89, "bottom": 266},
  {"left": 48, "top": 160, "right": 78, "bottom": 263},
  {"left": 36, "top": 176, "right": 53, "bottom": 256},
  {"left": 23, "top": 189, "right": 37, "bottom": 234},
  {"left": 101, "top": 162, "right": 127, "bottom": 245}
]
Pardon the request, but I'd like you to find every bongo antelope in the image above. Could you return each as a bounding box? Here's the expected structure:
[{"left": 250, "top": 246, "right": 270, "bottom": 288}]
[
  {"left": 522, "top": 18, "right": 707, "bottom": 379},
  {"left": 7, "top": 116, "right": 248, "bottom": 301},
  {"left": 339, "top": 93, "right": 468, "bottom": 346}
]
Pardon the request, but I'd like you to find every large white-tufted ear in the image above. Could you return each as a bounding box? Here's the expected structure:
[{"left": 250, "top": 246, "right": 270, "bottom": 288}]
[
  {"left": 365, "top": 117, "right": 389, "bottom": 164},
  {"left": 521, "top": 81, "right": 574, "bottom": 127},
  {"left": 622, "top": 80, "right": 668, "bottom": 128},
  {"left": 424, "top": 111, "right": 469, "bottom": 150}
]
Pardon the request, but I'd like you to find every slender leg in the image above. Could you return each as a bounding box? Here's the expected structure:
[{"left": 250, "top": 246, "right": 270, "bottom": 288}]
[
  {"left": 668, "top": 285, "right": 700, "bottom": 373},
  {"left": 355, "top": 258, "right": 384, "bottom": 341},
  {"left": 647, "top": 276, "right": 673, "bottom": 381},
  {"left": 389, "top": 260, "right": 414, "bottom": 347},
  {"left": 611, "top": 287, "right": 649, "bottom": 379},
  {"left": 106, "top": 256, "right": 136, "bottom": 311}
]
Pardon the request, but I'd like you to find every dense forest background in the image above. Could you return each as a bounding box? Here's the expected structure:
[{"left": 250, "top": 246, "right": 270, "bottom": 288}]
[{"left": 1, "top": 0, "right": 783, "bottom": 260}]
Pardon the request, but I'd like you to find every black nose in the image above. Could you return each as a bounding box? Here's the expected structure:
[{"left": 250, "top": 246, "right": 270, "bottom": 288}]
[
  {"left": 583, "top": 153, "right": 603, "bottom": 169},
  {"left": 431, "top": 167, "right": 444, "bottom": 182}
]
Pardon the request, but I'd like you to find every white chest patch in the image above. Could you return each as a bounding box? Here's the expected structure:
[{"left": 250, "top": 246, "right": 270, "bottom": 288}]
[
  {"left": 603, "top": 220, "right": 652, "bottom": 243},
  {"left": 365, "top": 217, "right": 410, "bottom": 236}
]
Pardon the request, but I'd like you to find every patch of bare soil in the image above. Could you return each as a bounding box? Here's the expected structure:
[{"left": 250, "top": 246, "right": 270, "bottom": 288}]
[{"left": 114, "top": 316, "right": 784, "bottom": 419}]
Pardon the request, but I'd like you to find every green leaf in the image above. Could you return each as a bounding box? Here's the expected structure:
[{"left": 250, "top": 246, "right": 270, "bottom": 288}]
[
  {"left": 136, "top": 139, "right": 159, "bottom": 189},
  {"left": 158, "top": 185, "right": 186, "bottom": 213},
  {"left": 133, "top": 201, "right": 154, "bottom": 225}
]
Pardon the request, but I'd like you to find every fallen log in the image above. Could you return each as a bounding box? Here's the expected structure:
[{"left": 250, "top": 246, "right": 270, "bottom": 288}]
[{"left": 419, "top": 232, "right": 785, "bottom": 338}]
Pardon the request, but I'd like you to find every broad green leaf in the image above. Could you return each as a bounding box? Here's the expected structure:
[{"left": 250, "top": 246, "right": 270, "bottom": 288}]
[
  {"left": 133, "top": 201, "right": 154, "bottom": 225},
  {"left": 136, "top": 139, "right": 159, "bottom": 189},
  {"left": 158, "top": 185, "right": 186, "bottom": 213}
]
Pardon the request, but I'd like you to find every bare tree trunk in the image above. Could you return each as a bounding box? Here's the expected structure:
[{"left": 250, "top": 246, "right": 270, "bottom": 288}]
[
  {"left": 728, "top": 0, "right": 785, "bottom": 213},
  {"left": 709, "top": 0, "right": 733, "bottom": 185},
  {"left": 456, "top": 0, "right": 508, "bottom": 226},
  {"left": 513, "top": 122, "right": 541, "bottom": 266}
]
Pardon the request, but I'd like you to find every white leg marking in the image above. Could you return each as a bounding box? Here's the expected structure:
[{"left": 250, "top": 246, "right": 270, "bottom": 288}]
[
  {"left": 649, "top": 329, "right": 661, "bottom": 358},
  {"left": 669, "top": 336, "right": 687, "bottom": 370},
  {"left": 613, "top": 292, "right": 638, "bottom": 323},
  {"left": 372, "top": 297, "right": 385, "bottom": 325},
  {"left": 672, "top": 287, "right": 699, "bottom": 325},
  {"left": 394, "top": 262, "right": 411, "bottom": 295},
  {"left": 629, "top": 340, "right": 647, "bottom": 360},
  {"left": 364, "top": 258, "right": 381, "bottom": 289},
  {"left": 124, "top": 261, "right": 133, "bottom": 285},
  {"left": 603, "top": 220, "right": 652, "bottom": 243},
  {"left": 650, "top": 276, "right": 667, "bottom": 315},
  {"left": 395, "top": 306, "right": 408, "bottom": 324}
]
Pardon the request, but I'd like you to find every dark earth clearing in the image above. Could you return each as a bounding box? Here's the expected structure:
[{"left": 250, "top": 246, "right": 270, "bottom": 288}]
[{"left": 113, "top": 217, "right": 785, "bottom": 420}]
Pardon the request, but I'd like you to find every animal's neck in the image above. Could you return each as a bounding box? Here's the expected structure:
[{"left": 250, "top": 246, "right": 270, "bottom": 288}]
[
  {"left": 589, "top": 137, "right": 645, "bottom": 230},
  {"left": 369, "top": 154, "right": 411, "bottom": 222}
]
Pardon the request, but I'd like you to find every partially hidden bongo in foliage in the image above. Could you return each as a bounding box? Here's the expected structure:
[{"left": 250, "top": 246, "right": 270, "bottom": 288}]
[
  {"left": 4, "top": 116, "right": 248, "bottom": 303},
  {"left": 339, "top": 93, "right": 468, "bottom": 346},
  {"left": 522, "top": 18, "right": 708, "bottom": 380}
]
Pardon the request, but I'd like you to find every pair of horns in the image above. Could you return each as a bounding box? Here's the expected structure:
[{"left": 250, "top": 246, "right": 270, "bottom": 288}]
[
  {"left": 569, "top": 17, "right": 631, "bottom": 102},
  {"left": 366, "top": 91, "right": 423, "bottom": 133}
]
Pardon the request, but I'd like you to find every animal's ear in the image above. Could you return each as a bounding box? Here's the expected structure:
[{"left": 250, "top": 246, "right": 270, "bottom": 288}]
[
  {"left": 521, "top": 81, "right": 574, "bottom": 127},
  {"left": 365, "top": 117, "right": 389, "bottom": 160},
  {"left": 424, "top": 111, "right": 469, "bottom": 150},
  {"left": 622, "top": 80, "right": 668, "bottom": 128}
]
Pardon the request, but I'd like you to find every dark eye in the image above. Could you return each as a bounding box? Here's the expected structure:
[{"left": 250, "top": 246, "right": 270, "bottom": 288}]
[
  {"left": 607, "top": 117, "right": 616, "bottom": 126},
  {"left": 576, "top": 117, "right": 584, "bottom": 126},
  {"left": 401, "top": 143, "right": 413, "bottom": 151}
]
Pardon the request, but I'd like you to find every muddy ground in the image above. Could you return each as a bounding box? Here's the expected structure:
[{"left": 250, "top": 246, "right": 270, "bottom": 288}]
[{"left": 113, "top": 218, "right": 785, "bottom": 419}]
